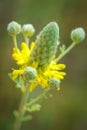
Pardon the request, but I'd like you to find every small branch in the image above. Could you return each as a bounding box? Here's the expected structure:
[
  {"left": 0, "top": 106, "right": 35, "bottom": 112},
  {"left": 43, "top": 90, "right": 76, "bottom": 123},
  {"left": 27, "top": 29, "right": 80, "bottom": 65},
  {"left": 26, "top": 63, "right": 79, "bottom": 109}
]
[
  {"left": 55, "top": 42, "right": 76, "bottom": 62},
  {"left": 26, "top": 88, "right": 50, "bottom": 107}
]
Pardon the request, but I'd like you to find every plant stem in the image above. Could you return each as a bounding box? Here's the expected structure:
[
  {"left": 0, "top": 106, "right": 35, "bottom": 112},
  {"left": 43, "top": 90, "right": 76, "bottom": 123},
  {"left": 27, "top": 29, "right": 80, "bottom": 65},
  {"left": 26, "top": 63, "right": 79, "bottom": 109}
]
[
  {"left": 56, "top": 42, "right": 76, "bottom": 62},
  {"left": 26, "top": 88, "right": 50, "bottom": 107},
  {"left": 13, "top": 87, "right": 50, "bottom": 130},
  {"left": 24, "top": 35, "right": 29, "bottom": 46},
  {"left": 13, "top": 35, "right": 18, "bottom": 49},
  {"left": 13, "top": 86, "right": 29, "bottom": 130}
]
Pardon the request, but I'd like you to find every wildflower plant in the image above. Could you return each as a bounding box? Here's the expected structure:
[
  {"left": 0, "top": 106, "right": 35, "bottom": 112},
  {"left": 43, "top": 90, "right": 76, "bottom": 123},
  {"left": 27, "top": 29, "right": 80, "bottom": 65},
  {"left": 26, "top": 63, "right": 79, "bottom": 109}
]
[{"left": 7, "top": 21, "right": 85, "bottom": 130}]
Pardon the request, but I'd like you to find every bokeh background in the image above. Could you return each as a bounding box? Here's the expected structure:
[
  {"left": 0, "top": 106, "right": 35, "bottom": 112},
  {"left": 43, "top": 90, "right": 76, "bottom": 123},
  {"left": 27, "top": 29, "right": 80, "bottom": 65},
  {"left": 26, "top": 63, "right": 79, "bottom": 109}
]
[{"left": 0, "top": 0, "right": 87, "bottom": 130}]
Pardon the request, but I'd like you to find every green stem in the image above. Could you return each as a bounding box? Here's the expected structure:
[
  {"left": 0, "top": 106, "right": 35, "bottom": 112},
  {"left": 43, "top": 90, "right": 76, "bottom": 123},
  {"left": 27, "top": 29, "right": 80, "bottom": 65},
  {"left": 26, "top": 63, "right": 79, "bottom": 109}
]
[
  {"left": 56, "top": 42, "right": 76, "bottom": 62},
  {"left": 13, "top": 35, "right": 18, "bottom": 49},
  {"left": 24, "top": 35, "right": 29, "bottom": 46},
  {"left": 13, "top": 86, "right": 29, "bottom": 130},
  {"left": 13, "top": 87, "right": 50, "bottom": 130},
  {"left": 26, "top": 88, "right": 50, "bottom": 107}
]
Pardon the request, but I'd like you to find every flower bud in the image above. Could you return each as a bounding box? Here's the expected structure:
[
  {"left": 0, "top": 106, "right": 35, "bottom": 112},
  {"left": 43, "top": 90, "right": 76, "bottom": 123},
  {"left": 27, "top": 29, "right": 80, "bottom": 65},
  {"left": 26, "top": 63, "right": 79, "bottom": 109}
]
[
  {"left": 30, "top": 22, "right": 60, "bottom": 68},
  {"left": 24, "top": 67, "right": 37, "bottom": 80},
  {"left": 22, "top": 24, "right": 35, "bottom": 37},
  {"left": 71, "top": 27, "right": 85, "bottom": 43},
  {"left": 48, "top": 78, "right": 61, "bottom": 88},
  {"left": 7, "top": 21, "right": 21, "bottom": 36}
]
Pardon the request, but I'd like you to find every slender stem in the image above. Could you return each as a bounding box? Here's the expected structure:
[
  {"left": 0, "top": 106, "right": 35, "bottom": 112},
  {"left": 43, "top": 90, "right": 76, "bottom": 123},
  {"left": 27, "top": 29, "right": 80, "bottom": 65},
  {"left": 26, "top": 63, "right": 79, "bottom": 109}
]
[
  {"left": 56, "top": 42, "right": 76, "bottom": 62},
  {"left": 13, "top": 35, "right": 18, "bottom": 49},
  {"left": 13, "top": 87, "right": 50, "bottom": 130},
  {"left": 13, "top": 86, "right": 29, "bottom": 130},
  {"left": 26, "top": 88, "right": 50, "bottom": 107},
  {"left": 24, "top": 36, "right": 29, "bottom": 46}
]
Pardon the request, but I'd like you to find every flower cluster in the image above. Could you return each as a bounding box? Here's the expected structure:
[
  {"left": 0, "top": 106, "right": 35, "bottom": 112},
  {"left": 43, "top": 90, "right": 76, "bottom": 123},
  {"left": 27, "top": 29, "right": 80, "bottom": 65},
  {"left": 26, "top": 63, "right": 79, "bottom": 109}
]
[
  {"left": 7, "top": 21, "right": 85, "bottom": 130},
  {"left": 7, "top": 21, "right": 85, "bottom": 93},
  {"left": 8, "top": 21, "right": 66, "bottom": 92}
]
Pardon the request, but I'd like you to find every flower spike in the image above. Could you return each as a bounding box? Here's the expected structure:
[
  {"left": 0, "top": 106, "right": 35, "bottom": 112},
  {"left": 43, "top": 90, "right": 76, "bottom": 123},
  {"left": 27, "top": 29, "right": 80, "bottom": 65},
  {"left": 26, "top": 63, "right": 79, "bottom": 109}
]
[{"left": 30, "top": 22, "right": 60, "bottom": 68}]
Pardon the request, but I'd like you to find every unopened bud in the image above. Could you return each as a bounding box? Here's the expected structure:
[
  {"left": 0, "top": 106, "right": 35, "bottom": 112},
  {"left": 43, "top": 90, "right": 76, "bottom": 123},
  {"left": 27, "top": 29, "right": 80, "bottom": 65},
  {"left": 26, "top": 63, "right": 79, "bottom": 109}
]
[
  {"left": 22, "top": 24, "right": 35, "bottom": 37},
  {"left": 48, "top": 78, "right": 61, "bottom": 88},
  {"left": 7, "top": 21, "right": 21, "bottom": 36},
  {"left": 71, "top": 27, "right": 85, "bottom": 43},
  {"left": 24, "top": 67, "right": 37, "bottom": 80}
]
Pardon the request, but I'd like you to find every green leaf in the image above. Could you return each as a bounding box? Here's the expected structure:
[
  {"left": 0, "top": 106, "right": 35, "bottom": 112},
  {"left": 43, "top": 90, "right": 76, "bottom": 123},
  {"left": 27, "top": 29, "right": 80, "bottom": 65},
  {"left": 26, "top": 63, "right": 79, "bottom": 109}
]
[
  {"left": 15, "top": 76, "right": 24, "bottom": 88},
  {"left": 26, "top": 104, "right": 41, "bottom": 112},
  {"left": 46, "top": 93, "right": 53, "bottom": 98},
  {"left": 13, "top": 110, "right": 19, "bottom": 117},
  {"left": 21, "top": 115, "right": 32, "bottom": 122},
  {"left": 8, "top": 73, "right": 23, "bottom": 88},
  {"left": 42, "top": 92, "right": 52, "bottom": 99},
  {"left": 8, "top": 72, "right": 13, "bottom": 80},
  {"left": 59, "top": 44, "right": 66, "bottom": 53}
]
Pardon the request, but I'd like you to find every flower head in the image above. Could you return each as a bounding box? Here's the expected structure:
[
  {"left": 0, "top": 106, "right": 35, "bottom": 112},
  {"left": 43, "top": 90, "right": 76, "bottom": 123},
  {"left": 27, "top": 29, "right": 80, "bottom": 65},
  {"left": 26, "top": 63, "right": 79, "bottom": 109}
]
[
  {"left": 12, "top": 41, "right": 66, "bottom": 92},
  {"left": 11, "top": 22, "right": 66, "bottom": 92}
]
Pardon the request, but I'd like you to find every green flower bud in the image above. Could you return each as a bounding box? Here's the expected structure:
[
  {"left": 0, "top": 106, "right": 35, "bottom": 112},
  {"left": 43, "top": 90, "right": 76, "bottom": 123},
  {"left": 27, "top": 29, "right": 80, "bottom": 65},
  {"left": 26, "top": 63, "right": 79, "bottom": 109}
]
[
  {"left": 7, "top": 21, "right": 21, "bottom": 36},
  {"left": 48, "top": 78, "right": 61, "bottom": 88},
  {"left": 30, "top": 22, "right": 60, "bottom": 68},
  {"left": 71, "top": 27, "right": 85, "bottom": 43},
  {"left": 24, "top": 67, "right": 37, "bottom": 80},
  {"left": 22, "top": 24, "right": 35, "bottom": 37}
]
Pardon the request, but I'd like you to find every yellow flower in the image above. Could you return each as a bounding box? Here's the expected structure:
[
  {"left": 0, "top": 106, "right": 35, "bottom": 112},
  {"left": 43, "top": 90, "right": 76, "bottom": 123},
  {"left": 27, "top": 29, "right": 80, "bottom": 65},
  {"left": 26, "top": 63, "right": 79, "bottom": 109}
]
[
  {"left": 12, "top": 69, "right": 24, "bottom": 79},
  {"left": 11, "top": 22, "right": 66, "bottom": 92},
  {"left": 12, "top": 42, "right": 34, "bottom": 66},
  {"left": 29, "top": 61, "right": 66, "bottom": 92},
  {"left": 12, "top": 42, "right": 66, "bottom": 92}
]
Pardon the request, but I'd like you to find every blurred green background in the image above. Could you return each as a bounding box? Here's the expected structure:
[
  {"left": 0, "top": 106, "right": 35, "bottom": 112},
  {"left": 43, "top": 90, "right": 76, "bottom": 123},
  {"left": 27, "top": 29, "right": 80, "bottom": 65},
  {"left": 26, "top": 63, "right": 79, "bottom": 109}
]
[{"left": 0, "top": 0, "right": 87, "bottom": 130}]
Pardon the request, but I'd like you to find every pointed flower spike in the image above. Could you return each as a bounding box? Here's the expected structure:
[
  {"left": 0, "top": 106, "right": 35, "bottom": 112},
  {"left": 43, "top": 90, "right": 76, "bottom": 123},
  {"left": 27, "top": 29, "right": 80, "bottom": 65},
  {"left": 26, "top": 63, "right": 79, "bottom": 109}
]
[{"left": 30, "top": 22, "right": 60, "bottom": 68}]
